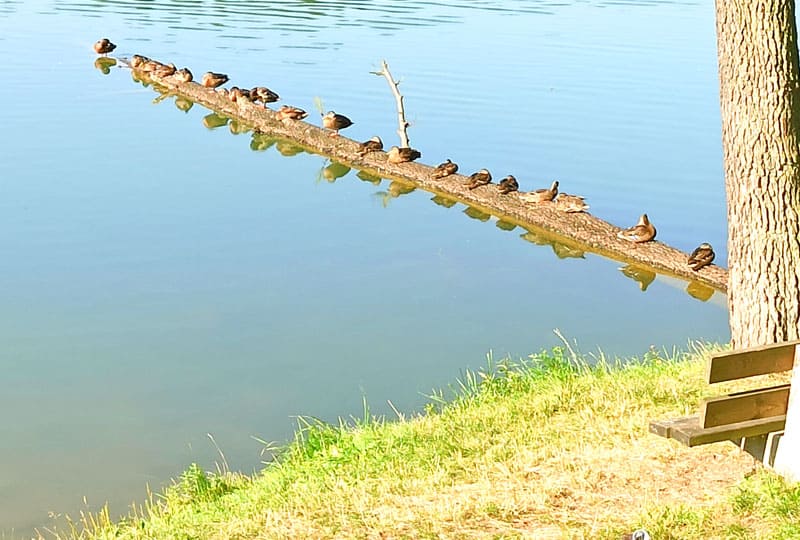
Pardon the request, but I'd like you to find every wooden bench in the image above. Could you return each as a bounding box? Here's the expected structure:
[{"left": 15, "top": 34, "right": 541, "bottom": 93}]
[{"left": 650, "top": 341, "right": 798, "bottom": 465}]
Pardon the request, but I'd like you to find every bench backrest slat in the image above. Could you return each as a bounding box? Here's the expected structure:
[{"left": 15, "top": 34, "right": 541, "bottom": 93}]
[
  {"left": 701, "top": 384, "right": 791, "bottom": 427},
  {"left": 707, "top": 341, "right": 799, "bottom": 383}
]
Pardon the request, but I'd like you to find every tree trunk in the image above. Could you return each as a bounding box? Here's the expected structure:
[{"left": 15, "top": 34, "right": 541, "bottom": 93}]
[
  {"left": 716, "top": 0, "right": 800, "bottom": 481},
  {"left": 716, "top": 0, "right": 800, "bottom": 349}
]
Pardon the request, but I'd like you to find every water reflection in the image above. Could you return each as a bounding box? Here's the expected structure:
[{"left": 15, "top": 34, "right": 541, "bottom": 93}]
[
  {"left": 375, "top": 180, "right": 416, "bottom": 207},
  {"left": 521, "top": 229, "right": 586, "bottom": 260},
  {"left": 229, "top": 120, "right": 252, "bottom": 135},
  {"left": 686, "top": 281, "right": 715, "bottom": 302},
  {"left": 551, "top": 243, "right": 586, "bottom": 260},
  {"left": 152, "top": 91, "right": 173, "bottom": 105},
  {"left": 619, "top": 264, "right": 657, "bottom": 292},
  {"left": 93, "top": 57, "right": 117, "bottom": 75},
  {"left": 202, "top": 112, "right": 229, "bottom": 129},
  {"left": 319, "top": 160, "right": 351, "bottom": 181},
  {"left": 356, "top": 170, "right": 382, "bottom": 185},
  {"left": 495, "top": 220, "right": 517, "bottom": 232},
  {"left": 276, "top": 140, "right": 306, "bottom": 157},
  {"left": 130, "top": 71, "right": 151, "bottom": 88},
  {"left": 431, "top": 194, "right": 458, "bottom": 209},
  {"left": 174, "top": 96, "right": 194, "bottom": 112},
  {"left": 250, "top": 132, "right": 278, "bottom": 152},
  {"left": 463, "top": 206, "right": 491, "bottom": 222}
]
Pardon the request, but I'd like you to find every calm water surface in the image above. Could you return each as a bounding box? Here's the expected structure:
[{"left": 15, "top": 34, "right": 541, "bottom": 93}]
[{"left": 0, "top": 0, "right": 726, "bottom": 536}]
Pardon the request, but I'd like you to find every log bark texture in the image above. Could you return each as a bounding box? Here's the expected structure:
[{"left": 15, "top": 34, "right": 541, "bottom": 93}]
[
  {"left": 124, "top": 61, "right": 728, "bottom": 292},
  {"left": 716, "top": 0, "right": 800, "bottom": 347}
]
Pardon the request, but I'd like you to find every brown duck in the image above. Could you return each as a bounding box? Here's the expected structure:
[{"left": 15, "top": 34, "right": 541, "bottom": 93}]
[
  {"left": 497, "top": 175, "right": 519, "bottom": 194},
  {"left": 173, "top": 67, "right": 193, "bottom": 83},
  {"left": 275, "top": 105, "right": 308, "bottom": 122},
  {"left": 431, "top": 159, "right": 458, "bottom": 179},
  {"left": 520, "top": 180, "right": 559, "bottom": 203},
  {"left": 152, "top": 63, "right": 176, "bottom": 78},
  {"left": 251, "top": 87, "right": 280, "bottom": 104},
  {"left": 202, "top": 72, "right": 229, "bottom": 88},
  {"left": 357, "top": 136, "right": 383, "bottom": 156},
  {"left": 687, "top": 243, "right": 715, "bottom": 271},
  {"left": 466, "top": 169, "right": 492, "bottom": 190},
  {"left": 93, "top": 38, "right": 116, "bottom": 55},
  {"left": 554, "top": 193, "right": 589, "bottom": 213},
  {"left": 228, "top": 87, "right": 252, "bottom": 103},
  {"left": 387, "top": 146, "right": 421, "bottom": 164},
  {"left": 617, "top": 214, "right": 657, "bottom": 243},
  {"left": 322, "top": 111, "right": 353, "bottom": 136},
  {"left": 130, "top": 54, "right": 149, "bottom": 69},
  {"left": 141, "top": 60, "right": 163, "bottom": 73}
]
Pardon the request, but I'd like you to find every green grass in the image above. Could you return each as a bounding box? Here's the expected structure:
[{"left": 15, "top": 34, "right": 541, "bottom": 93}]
[{"left": 48, "top": 344, "right": 800, "bottom": 539}]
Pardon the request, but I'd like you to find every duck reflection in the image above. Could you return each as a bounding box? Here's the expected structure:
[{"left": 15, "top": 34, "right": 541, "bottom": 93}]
[
  {"left": 130, "top": 70, "right": 151, "bottom": 88},
  {"left": 463, "top": 206, "right": 491, "bottom": 222},
  {"left": 152, "top": 90, "right": 172, "bottom": 105},
  {"left": 275, "top": 140, "right": 306, "bottom": 157},
  {"left": 520, "top": 229, "right": 550, "bottom": 247},
  {"left": 320, "top": 161, "right": 351, "bottom": 182},
  {"left": 388, "top": 181, "right": 415, "bottom": 197},
  {"left": 495, "top": 220, "right": 517, "bottom": 232},
  {"left": 551, "top": 243, "right": 585, "bottom": 260},
  {"left": 431, "top": 195, "right": 457, "bottom": 208},
  {"left": 202, "top": 112, "right": 229, "bottom": 129},
  {"left": 520, "top": 230, "right": 585, "bottom": 260},
  {"left": 250, "top": 133, "right": 278, "bottom": 152},
  {"left": 94, "top": 57, "right": 116, "bottom": 75},
  {"left": 375, "top": 181, "right": 415, "bottom": 207},
  {"left": 356, "top": 170, "right": 383, "bottom": 185},
  {"left": 174, "top": 96, "right": 194, "bottom": 112},
  {"left": 619, "top": 264, "right": 656, "bottom": 292},
  {"left": 686, "top": 281, "right": 715, "bottom": 302},
  {"left": 229, "top": 120, "right": 252, "bottom": 135}
]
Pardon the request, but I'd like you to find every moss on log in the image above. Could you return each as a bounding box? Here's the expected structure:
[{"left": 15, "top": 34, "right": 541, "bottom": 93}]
[{"left": 122, "top": 59, "right": 728, "bottom": 294}]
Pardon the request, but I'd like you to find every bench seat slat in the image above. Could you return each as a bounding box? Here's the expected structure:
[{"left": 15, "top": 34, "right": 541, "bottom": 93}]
[{"left": 649, "top": 415, "right": 786, "bottom": 447}]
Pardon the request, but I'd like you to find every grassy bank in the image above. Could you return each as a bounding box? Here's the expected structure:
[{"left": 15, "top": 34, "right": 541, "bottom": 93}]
[{"left": 56, "top": 345, "right": 800, "bottom": 539}]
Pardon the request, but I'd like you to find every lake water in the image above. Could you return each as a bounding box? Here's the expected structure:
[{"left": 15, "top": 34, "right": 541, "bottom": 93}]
[{"left": 0, "top": 0, "right": 727, "bottom": 537}]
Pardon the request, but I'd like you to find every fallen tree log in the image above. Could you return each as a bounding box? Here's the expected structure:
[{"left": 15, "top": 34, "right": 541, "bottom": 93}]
[{"left": 121, "top": 59, "right": 729, "bottom": 293}]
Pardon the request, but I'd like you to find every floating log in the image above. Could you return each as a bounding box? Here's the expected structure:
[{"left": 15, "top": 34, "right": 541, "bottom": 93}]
[{"left": 120, "top": 58, "right": 728, "bottom": 293}]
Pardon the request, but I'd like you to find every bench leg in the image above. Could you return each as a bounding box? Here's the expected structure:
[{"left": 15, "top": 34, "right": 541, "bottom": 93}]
[
  {"left": 736, "top": 434, "right": 769, "bottom": 464},
  {"left": 766, "top": 431, "right": 783, "bottom": 468},
  {"left": 774, "top": 345, "right": 800, "bottom": 482},
  {"left": 727, "top": 431, "right": 783, "bottom": 467}
]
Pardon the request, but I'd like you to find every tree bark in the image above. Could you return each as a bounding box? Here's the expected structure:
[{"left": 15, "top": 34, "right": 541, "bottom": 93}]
[
  {"left": 716, "top": 0, "right": 800, "bottom": 349},
  {"left": 716, "top": 0, "right": 800, "bottom": 481}
]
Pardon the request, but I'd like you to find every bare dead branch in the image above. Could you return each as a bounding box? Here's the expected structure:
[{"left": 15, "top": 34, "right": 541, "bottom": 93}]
[{"left": 374, "top": 60, "right": 411, "bottom": 148}]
